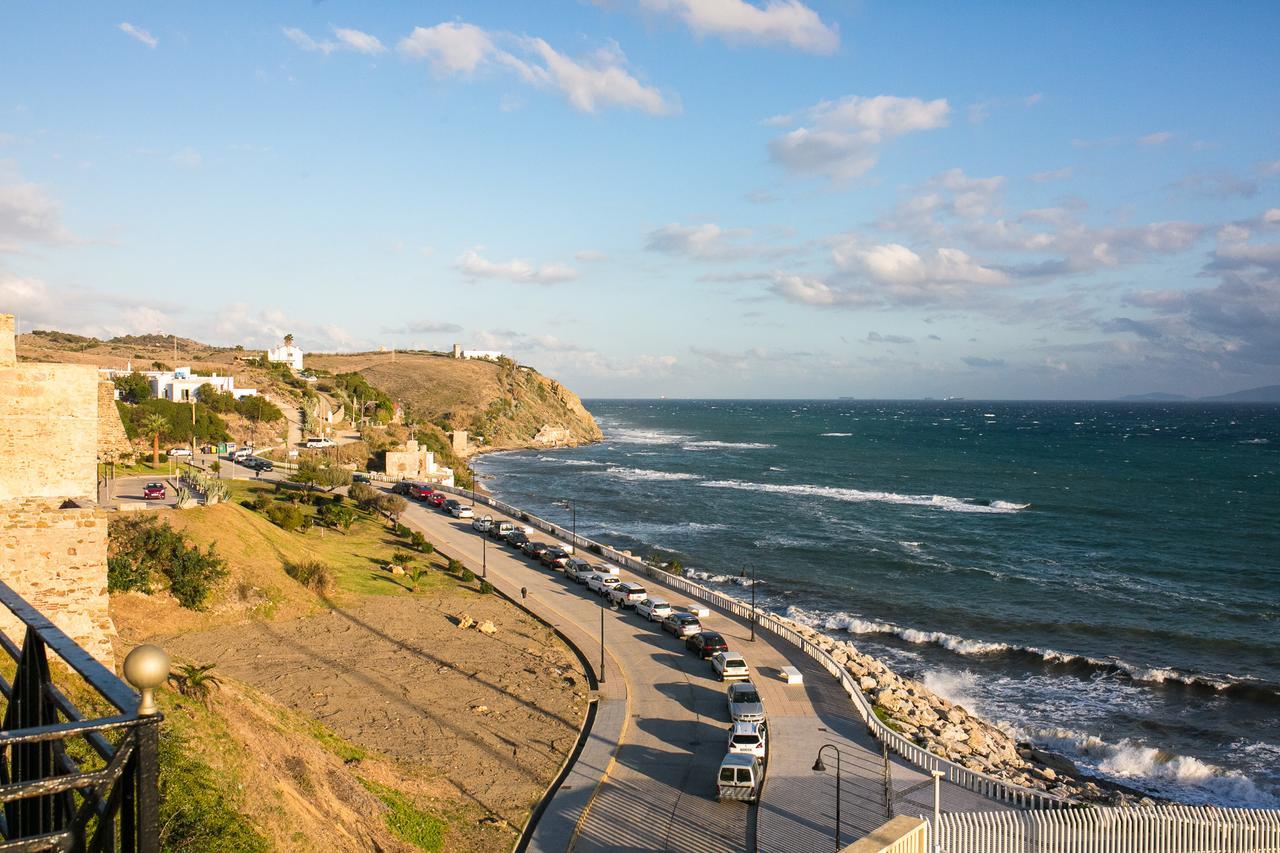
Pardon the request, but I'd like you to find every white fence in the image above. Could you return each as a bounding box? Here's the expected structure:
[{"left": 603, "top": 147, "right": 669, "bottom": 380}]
[
  {"left": 931, "top": 806, "right": 1280, "bottom": 853},
  {"left": 437, "top": 485, "right": 1069, "bottom": 810}
]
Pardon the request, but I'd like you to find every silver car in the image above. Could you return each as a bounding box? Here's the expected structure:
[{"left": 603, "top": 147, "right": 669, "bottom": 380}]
[
  {"left": 635, "top": 598, "right": 673, "bottom": 622},
  {"left": 727, "top": 682, "right": 765, "bottom": 723}
]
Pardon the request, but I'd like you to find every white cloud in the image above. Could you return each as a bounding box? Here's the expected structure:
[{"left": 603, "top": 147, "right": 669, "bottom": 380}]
[
  {"left": 575, "top": 249, "right": 608, "bottom": 261},
  {"left": 1138, "top": 131, "right": 1175, "bottom": 146},
  {"left": 0, "top": 166, "right": 74, "bottom": 252},
  {"left": 398, "top": 22, "right": 675, "bottom": 115},
  {"left": 768, "top": 272, "right": 874, "bottom": 307},
  {"left": 118, "top": 22, "right": 157, "bottom": 49},
  {"left": 641, "top": 0, "right": 839, "bottom": 54},
  {"left": 866, "top": 331, "right": 914, "bottom": 344},
  {"left": 769, "top": 95, "right": 949, "bottom": 181},
  {"left": 967, "top": 92, "right": 1042, "bottom": 124},
  {"left": 285, "top": 26, "right": 385, "bottom": 57},
  {"left": 456, "top": 247, "right": 580, "bottom": 284},
  {"left": 1031, "top": 166, "right": 1073, "bottom": 183},
  {"left": 645, "top": 222, "right": 800, "bottom": 261},
  {"left": 333, "top": 28, "right": 386, "bottom": 55}
]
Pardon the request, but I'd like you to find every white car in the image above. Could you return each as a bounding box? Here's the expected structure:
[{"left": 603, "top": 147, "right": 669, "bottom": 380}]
[
  {"left": 451, "top": 504, "right": 474, "bottom": 519},
  {"left": 167, "top": 447, "right": 192, "bottom": 457},
  {"left": 727, "top": 682, "right": 765, "bottom": 723},
  {"left": 587, "top": 574, "right": 622, "bottom": 596},
  {"left": 712, "top": 651, "right": 751, "bottom": 682},
  {"left": 304, "top": 437, "right": 335, "bottom": 448},
  {"left": 564, "top": 557, "right": 590, "bottom": 578},
  {"left": 727, "top": 721, "right": 768, "bottom": 759},
  {"left": 572, "top": 563, "right": 597, "bottom": 584},
  {"left": 607, "top": 582, "right": 647, "bottom": 608},
  {"left": 635, "top": 598, "right": 673, "bottom": 622}
]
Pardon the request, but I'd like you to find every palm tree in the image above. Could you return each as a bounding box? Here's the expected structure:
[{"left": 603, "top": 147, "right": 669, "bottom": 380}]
[
  {"left": 169, "top": 662, "right": 222, "bottom": 707},
  {"left": 283, "top": 333, "right": 294, "bottom": 348},
  {"left": 141, "top": 413, "right": 169, "bottom": 467}
]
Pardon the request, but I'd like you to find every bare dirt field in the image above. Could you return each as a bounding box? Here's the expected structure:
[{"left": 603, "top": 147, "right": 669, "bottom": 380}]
[{"left": 164, "top": 590, "right": 589, "bottom": 831}]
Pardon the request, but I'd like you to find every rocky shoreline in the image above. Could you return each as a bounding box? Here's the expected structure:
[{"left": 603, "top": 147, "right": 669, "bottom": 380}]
[{"left": 773, "top": 611, "right": 1154, "bottom": 806}]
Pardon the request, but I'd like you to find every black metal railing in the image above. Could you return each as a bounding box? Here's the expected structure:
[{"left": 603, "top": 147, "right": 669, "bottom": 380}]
[{"left": 0, "top": 581, "right": 158, "bottom": 852}]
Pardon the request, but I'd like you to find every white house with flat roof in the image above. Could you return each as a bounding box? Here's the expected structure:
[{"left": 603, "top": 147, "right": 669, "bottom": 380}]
[
  {"left": 100, "top": 365, "right": 257, "bottom": 402},
  {"left": 451, "top": 343, "right": 502, "bottom": 361},
  {"left": 266, "top": 342, "right": 304, "bottom": 370}
]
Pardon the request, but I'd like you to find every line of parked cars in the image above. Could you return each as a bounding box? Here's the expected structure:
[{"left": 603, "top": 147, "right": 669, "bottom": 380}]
[
  {"left": 450, "top": 497, "right": 771, "bottom": 803},
  {"left": 396, "top": 482, "right": 475, "bottom": 518}
]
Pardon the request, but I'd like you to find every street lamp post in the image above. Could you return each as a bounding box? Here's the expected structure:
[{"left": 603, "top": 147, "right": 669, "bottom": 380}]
[
  {"left": 482, "top": 534, "right": 487, "bottom": 579},
  {"left": 812, "top": 743, "right": 847, "bottom": 852},
  {"left": 740, "top": 564, "right": 758, "bottom": 641},
  {"left": 599, "top": 601, "right": 606, "bottom": 684}
]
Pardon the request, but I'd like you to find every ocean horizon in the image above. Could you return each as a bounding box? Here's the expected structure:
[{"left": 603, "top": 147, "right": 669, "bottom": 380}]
[{"left": 473, "top": 398, "right": 1280, "bottom": 808}]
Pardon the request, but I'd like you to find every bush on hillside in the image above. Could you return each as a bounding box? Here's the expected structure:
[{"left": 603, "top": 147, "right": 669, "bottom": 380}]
[
  {"left": 117, "top": 398, "right": 229, "bottom": 445},
  {"left": 316, "top": 502, "right": 356, "bottom": 532},
  {"left": 267, "top": 504, "right": 305, "bottom": 532},
  {"left": 349, "top": 481, "right": 379, "bottom": 507},
  {"left": 108, "top": 516, "right": 227, "bottom": 609},
  {"left": 285, "top": 559, "right": 333, "bottom": 593},
  {"left": 112, "top": 372, "right": 152, "bottom": 403},
  {"left": 459, "top": 568, "right": 475, "bottom": 583}
]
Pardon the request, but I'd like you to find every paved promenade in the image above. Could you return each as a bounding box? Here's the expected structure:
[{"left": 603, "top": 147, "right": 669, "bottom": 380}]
[{"left": 397, "top": 491, "right": 1009, "bottom": 851}]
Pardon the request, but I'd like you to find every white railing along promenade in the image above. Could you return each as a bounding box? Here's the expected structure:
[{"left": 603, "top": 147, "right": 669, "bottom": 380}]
[
  {"left": 842, "top": 816, "right": 931, "bottom": 853},
  {"left": 435, "top": 485, "right": 1072, "bottom": 811},
  {"left": 930, "top": 805, "right": 1280, "bottom": 853}
]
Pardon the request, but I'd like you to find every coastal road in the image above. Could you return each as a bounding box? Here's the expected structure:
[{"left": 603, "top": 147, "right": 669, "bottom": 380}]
[{"left": 394, "top": 492, "right": 1011, "bottom": 850}]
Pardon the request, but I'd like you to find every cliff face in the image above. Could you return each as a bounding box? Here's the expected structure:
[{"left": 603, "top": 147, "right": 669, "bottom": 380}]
[{"left": 301, "top": 352, "right": 602, "bottom": 455}]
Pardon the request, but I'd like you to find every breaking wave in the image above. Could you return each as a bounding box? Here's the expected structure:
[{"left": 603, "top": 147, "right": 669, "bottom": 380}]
[
  {"left": 607, "top": 427, "right": 692, "bottom": 445},
  {"left": 536, "top": 455, "right": 603, "bottom": 466},
  {"left": 683, "top": 440, "right": 777, "bottom": 450},
  {"left": 598, "top": 466, "right": 702, "bottom": 482},
  {"left": 699, "top": 479, "right": 1030, "bottom": 514},
  {"left": 782, "top": 605, "right": 1279, "bottom": 700},
  {"left": 821, "top": 432, "right": 853, "bottom": 437},
  {"left": 683, "top": 568, "right": 760, "bottom": 587}
]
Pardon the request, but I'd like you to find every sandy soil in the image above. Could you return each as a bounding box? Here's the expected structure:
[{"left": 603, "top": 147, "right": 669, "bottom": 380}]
[{"left": 164, "top": 591, "right": 589, "bottom": 829}]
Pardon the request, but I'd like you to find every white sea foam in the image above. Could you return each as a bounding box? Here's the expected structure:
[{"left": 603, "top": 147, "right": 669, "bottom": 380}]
[
  {"left": 608, "top": 427, "right": 692, "bottom": 445},
  {"left": 1240, "top": 438, "right": 1270, "bottom": 444},
  {"left": 684, "top": 568, "right": 760, "bottom": 586},
  {"left": 1026, "top": 727, "right": 1280, "bottom": 806},
  {"left": 821, "top": 432, "right": 853, "bottom": 437},
  {"left": 598, "top": 466, "right": 702, "bottom": 482},
  {"left": 682, "top": 440, "right": 776, "bottom": 450},
  {"left": 536, "top": 455, "right": 603, "bottom": 466},
  {"left": 921, "top": 669, "right": 982, "bottom": 711},
  {"left": 699, "top": 479, "right": 1029, "bottom": 514}
]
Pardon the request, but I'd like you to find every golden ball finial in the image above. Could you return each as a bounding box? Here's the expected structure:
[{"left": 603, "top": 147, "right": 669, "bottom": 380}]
[{"left": 123, "top": 644, "right": 170, "bottom": 716}]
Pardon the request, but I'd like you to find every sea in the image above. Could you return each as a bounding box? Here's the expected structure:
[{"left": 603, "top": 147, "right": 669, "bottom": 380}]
[{"left": 471, "top": 400, "right": 1280, "bottom": 807}]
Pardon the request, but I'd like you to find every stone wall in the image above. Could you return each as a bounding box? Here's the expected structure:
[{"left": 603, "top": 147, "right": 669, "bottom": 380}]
[
  {"left": 0, "top": 499, "right": 115, "bottom": 664},
  {"left": 97, "top": 381, "right": 134, "bottom": 464},
  {"left": 385, "top": 439, "right": 434, "bottom": 480},
  {"left": 0, "top": 359, "right": 99, "bottom": 502}
]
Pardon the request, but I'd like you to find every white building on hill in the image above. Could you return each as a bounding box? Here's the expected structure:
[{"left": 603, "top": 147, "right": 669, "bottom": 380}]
[
  {"left": 100, "top": 365, "right": 257, "bottom": 402},
  {"left": 451, "top": 343, "right": 502, "bottom": 361},
  {"left": 266, "top": 336, "right": 304, "bottom": 370}
]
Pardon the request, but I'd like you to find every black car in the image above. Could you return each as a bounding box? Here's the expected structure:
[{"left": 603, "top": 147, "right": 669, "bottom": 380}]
[
  {"left": 506, "top": 531, "right": 529, "bottom": 549},
  {"left": 442, "top": 499, "right": 461, "bottom": 514},
  {"left": 352, "top": 472, "right": 369, "bottom": 483},
  {"left": 523, "top": 541, "right": 551, "bottom": 560},
  {"left": 541, "top": 547, "right": 570, "bottom": 568},
  {"left": 685, "top": 631, "right": 729, "bottom": 659},
  {"left": 391, "top": 481, "right": 412, "bottom": 495},
  {"left": 254, "top": 459, "right": 274, "bottom": 472}
]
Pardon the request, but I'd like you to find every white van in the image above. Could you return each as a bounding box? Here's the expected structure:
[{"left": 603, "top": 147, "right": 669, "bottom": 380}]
[{"left": 716, "top": 753, "right": 763, "bottom": 802}]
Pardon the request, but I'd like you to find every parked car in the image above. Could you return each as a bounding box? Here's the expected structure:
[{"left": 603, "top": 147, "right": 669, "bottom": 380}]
[
  {"left": 409, "top": 484, "right": 434, "bottom": 500},
  {"left": 563, "top": 557, "right": 591, "bottom": 577},
  {"left": 506, "top": 531, "right": 530, "bottom": 549},
  {"left": 392, "top": 481, "right": 412, "bottom": 495},
  {"left": 607, "top": 582, "right": 647, "bottom": 608},
  {"left": 304, "top": 437, "right": 335, "bottom": 448},
  {"left": 472, "top": 515, "right": 493, "bottom": 533},
  {"left": 541, "top": 547, "right": 570, "bottom": 569},
  {"left": 726, "top": 682, "right": 765, "bottom": 723},
  {"left": 231, "top": 447, "right": 253, "bottom": 461},
  {"left": 635, "top": 598, "right": 673, "bottom": 622},
  {"left": 442, "top": 499, "right": 461, "bottom": 514},
  {"left": 662, "top": 612, "right": 702, "bottom": 638},
  {"left": 167, "top": 447, "right": 192, "bottom": 457},
  {"left": 686, "top": 631, "right": 729, "bottom": 659},
  {"left": 255, "top": 460, "right": 274, "bottom": 472},
  {"left": 726, "top": 721, "right": 768, "bottom": 760},
  {"left": 571, "top": 562, "right": 597, "bottom": 584},
  {"left": 522, "top": 541, "right": 550, "bottom": 560},
  {"left": 490, "top": 521, "right": 515, "bottom": 540},
  {"left": 588, "top": 574, "right": 622, "bottom": 596},
  {"left": 142, "top": 482, "right": 166, "bottom": 500},
  {"left": 352, "top": 472, "right": 369, "bottom": 483},
  {"left": 712, "top": 651, "right": 751, "bottom": 682},
  {"left": 716, "top": 753, "right": 763, "bottom": 802},
  {"left": 427, "top": 492, "right": 447, "bottom": 508},
  {"left": 450, "top": 504, "right": 474, "bottom": 519}
]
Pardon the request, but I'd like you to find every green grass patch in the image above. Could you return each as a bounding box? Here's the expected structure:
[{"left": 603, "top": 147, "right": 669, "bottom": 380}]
[
  {"left": 872, "top": 704, "right": 904, "bottom": 733},
  {"left": 359, "top": 779, "right": 447, "bottom": 852},
  {"left": 306, "top": 719, "right": 368, "bottom": 763}
]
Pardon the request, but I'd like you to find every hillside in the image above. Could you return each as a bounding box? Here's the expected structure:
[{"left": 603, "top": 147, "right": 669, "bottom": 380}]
[
  {"left": 1118, "top": 384, "right": 1280, "bottom": 403},
  {"left": 305, "top": 350, "right": 603, "bottom": 454},
  {"left": 15, "top": 332, "right": 603, "bottom": 456}
]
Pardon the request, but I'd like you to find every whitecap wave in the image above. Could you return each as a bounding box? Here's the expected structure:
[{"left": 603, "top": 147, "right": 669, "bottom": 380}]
[
  {"left": 682, "top": 440, "right": 776, "bottom": 450},
  {"left": 608, "top": 427, "right": 692, "bottom": 445},
  {"left": 684, "top": 568, "right": 760, "bottom": 586},
  {"left": 821, "top": 432, "right": 853, "bottom": 437},
  {"left": 1240, "top": 438, "right": 1270, "bottom": 445},
  {"left": 536, "top": 455, "right": 603, "bottom": 466},
  {"left": 598, "top": 466, "right": 702, "bottom": 482},
  {"left": 699, "top": 479, "right": 1029, "bottom": 514}
]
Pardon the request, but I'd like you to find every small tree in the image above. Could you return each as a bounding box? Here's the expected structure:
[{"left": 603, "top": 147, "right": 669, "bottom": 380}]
[
  {"left": 317, "top": 502, "right": 356, "bottom": 532},
  {"left": 169, "top": 663, "right": 222, "bottom": 708},
  {"left": 210, "top": 460, "right": 221, "bottom": 476},
  {"left": 113, "top": 371, "right": 151, "bottom": 403},
  {"left": 290, "top": 459, "right": 321, "bottom": 492},
  {"left": 314, "top": 466, "right": 352, "bottom": 492},
  {"left": 378, "top": 494, "right": 407, "bottom": 528},
  {"left": 142, "top": 413, "right": 169, "bottom": 466},
  {"left": 349, "top": 481, "right": 378, "bottom": 507}
]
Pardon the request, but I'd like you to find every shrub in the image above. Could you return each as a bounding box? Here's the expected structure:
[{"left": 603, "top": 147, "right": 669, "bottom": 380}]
[
  {"left": 330, "top": 493, "right": 345, "bottom": 505},
  {"left": 349, "top": 482, "right": 378, "bottom": 507},
  {"left": 394, "top": 523, "right": 410, "bottom": 538},
  {"left": 410, "top": 531, "right": 426, "bottom": 549},
  {"left": 285, "top": 559, "right": 333, "bottom": 593},
  {"left": 479, "top": 580, "right": 494, "bottom": 595},
  {"left": 252, "top": 495, "right": 270, "bottom": 512},
  {"left": 460, "top": 568, "right": 475, "bottom": 583},
  {"left": 267, "top": 504, "right": 304, "bottom": 532},
  {"left": 107, "top": 516, "right": 227, "bottom": 609},
  {"left": 317, "top": 502, "right": 356, "bottom": 532},
  {"left": 168, "top": 662, "right": 222, "bottom": 707},
  {"left": 446, "top": 558, "right": 462, "bottom": 575}
]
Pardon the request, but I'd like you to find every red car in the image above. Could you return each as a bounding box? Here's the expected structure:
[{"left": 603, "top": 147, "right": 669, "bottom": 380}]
[
  {"left": 409, "top": 484, "right": 434, "bottom": 500},
  {"left": 142, "top": 482, "right": 166, "bottom": 500},
  {"left": 426, "top": 492, "right": 447, "bottom": 508}
]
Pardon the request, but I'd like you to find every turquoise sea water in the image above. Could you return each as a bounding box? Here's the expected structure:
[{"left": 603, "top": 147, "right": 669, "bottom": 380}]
[{"left": 472, "top": 400, "right": 1280, "bottom": 806}]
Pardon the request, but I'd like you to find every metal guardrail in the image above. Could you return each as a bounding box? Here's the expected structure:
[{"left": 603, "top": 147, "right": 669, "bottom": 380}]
[
  {"left": 0, "top": 581, "right": 159, "bottom": 851},
  {"left": 438, "top": 485, "right": 1072, "bottom": 811}
]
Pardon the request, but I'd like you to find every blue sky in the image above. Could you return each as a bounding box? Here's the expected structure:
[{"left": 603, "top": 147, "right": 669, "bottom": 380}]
[{"left": 2, "top": 1, "right": 1278, "bottom": 398}]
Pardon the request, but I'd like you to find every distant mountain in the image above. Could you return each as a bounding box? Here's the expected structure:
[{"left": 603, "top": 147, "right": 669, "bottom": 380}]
[
  {"left": 1199, "top": 384, "right": 1280, "bottom": 403},
  {"left": 1118, "top": 385, "right": 1280, "bottom": 403},
  {"left": 1118, "top": 392, "right": 1190, "bottom": 401}
]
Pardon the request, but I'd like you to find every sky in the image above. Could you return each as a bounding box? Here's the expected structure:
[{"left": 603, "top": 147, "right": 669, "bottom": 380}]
[{"left": 1, "top": 1, "right": 1278, "bottom": 399}]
